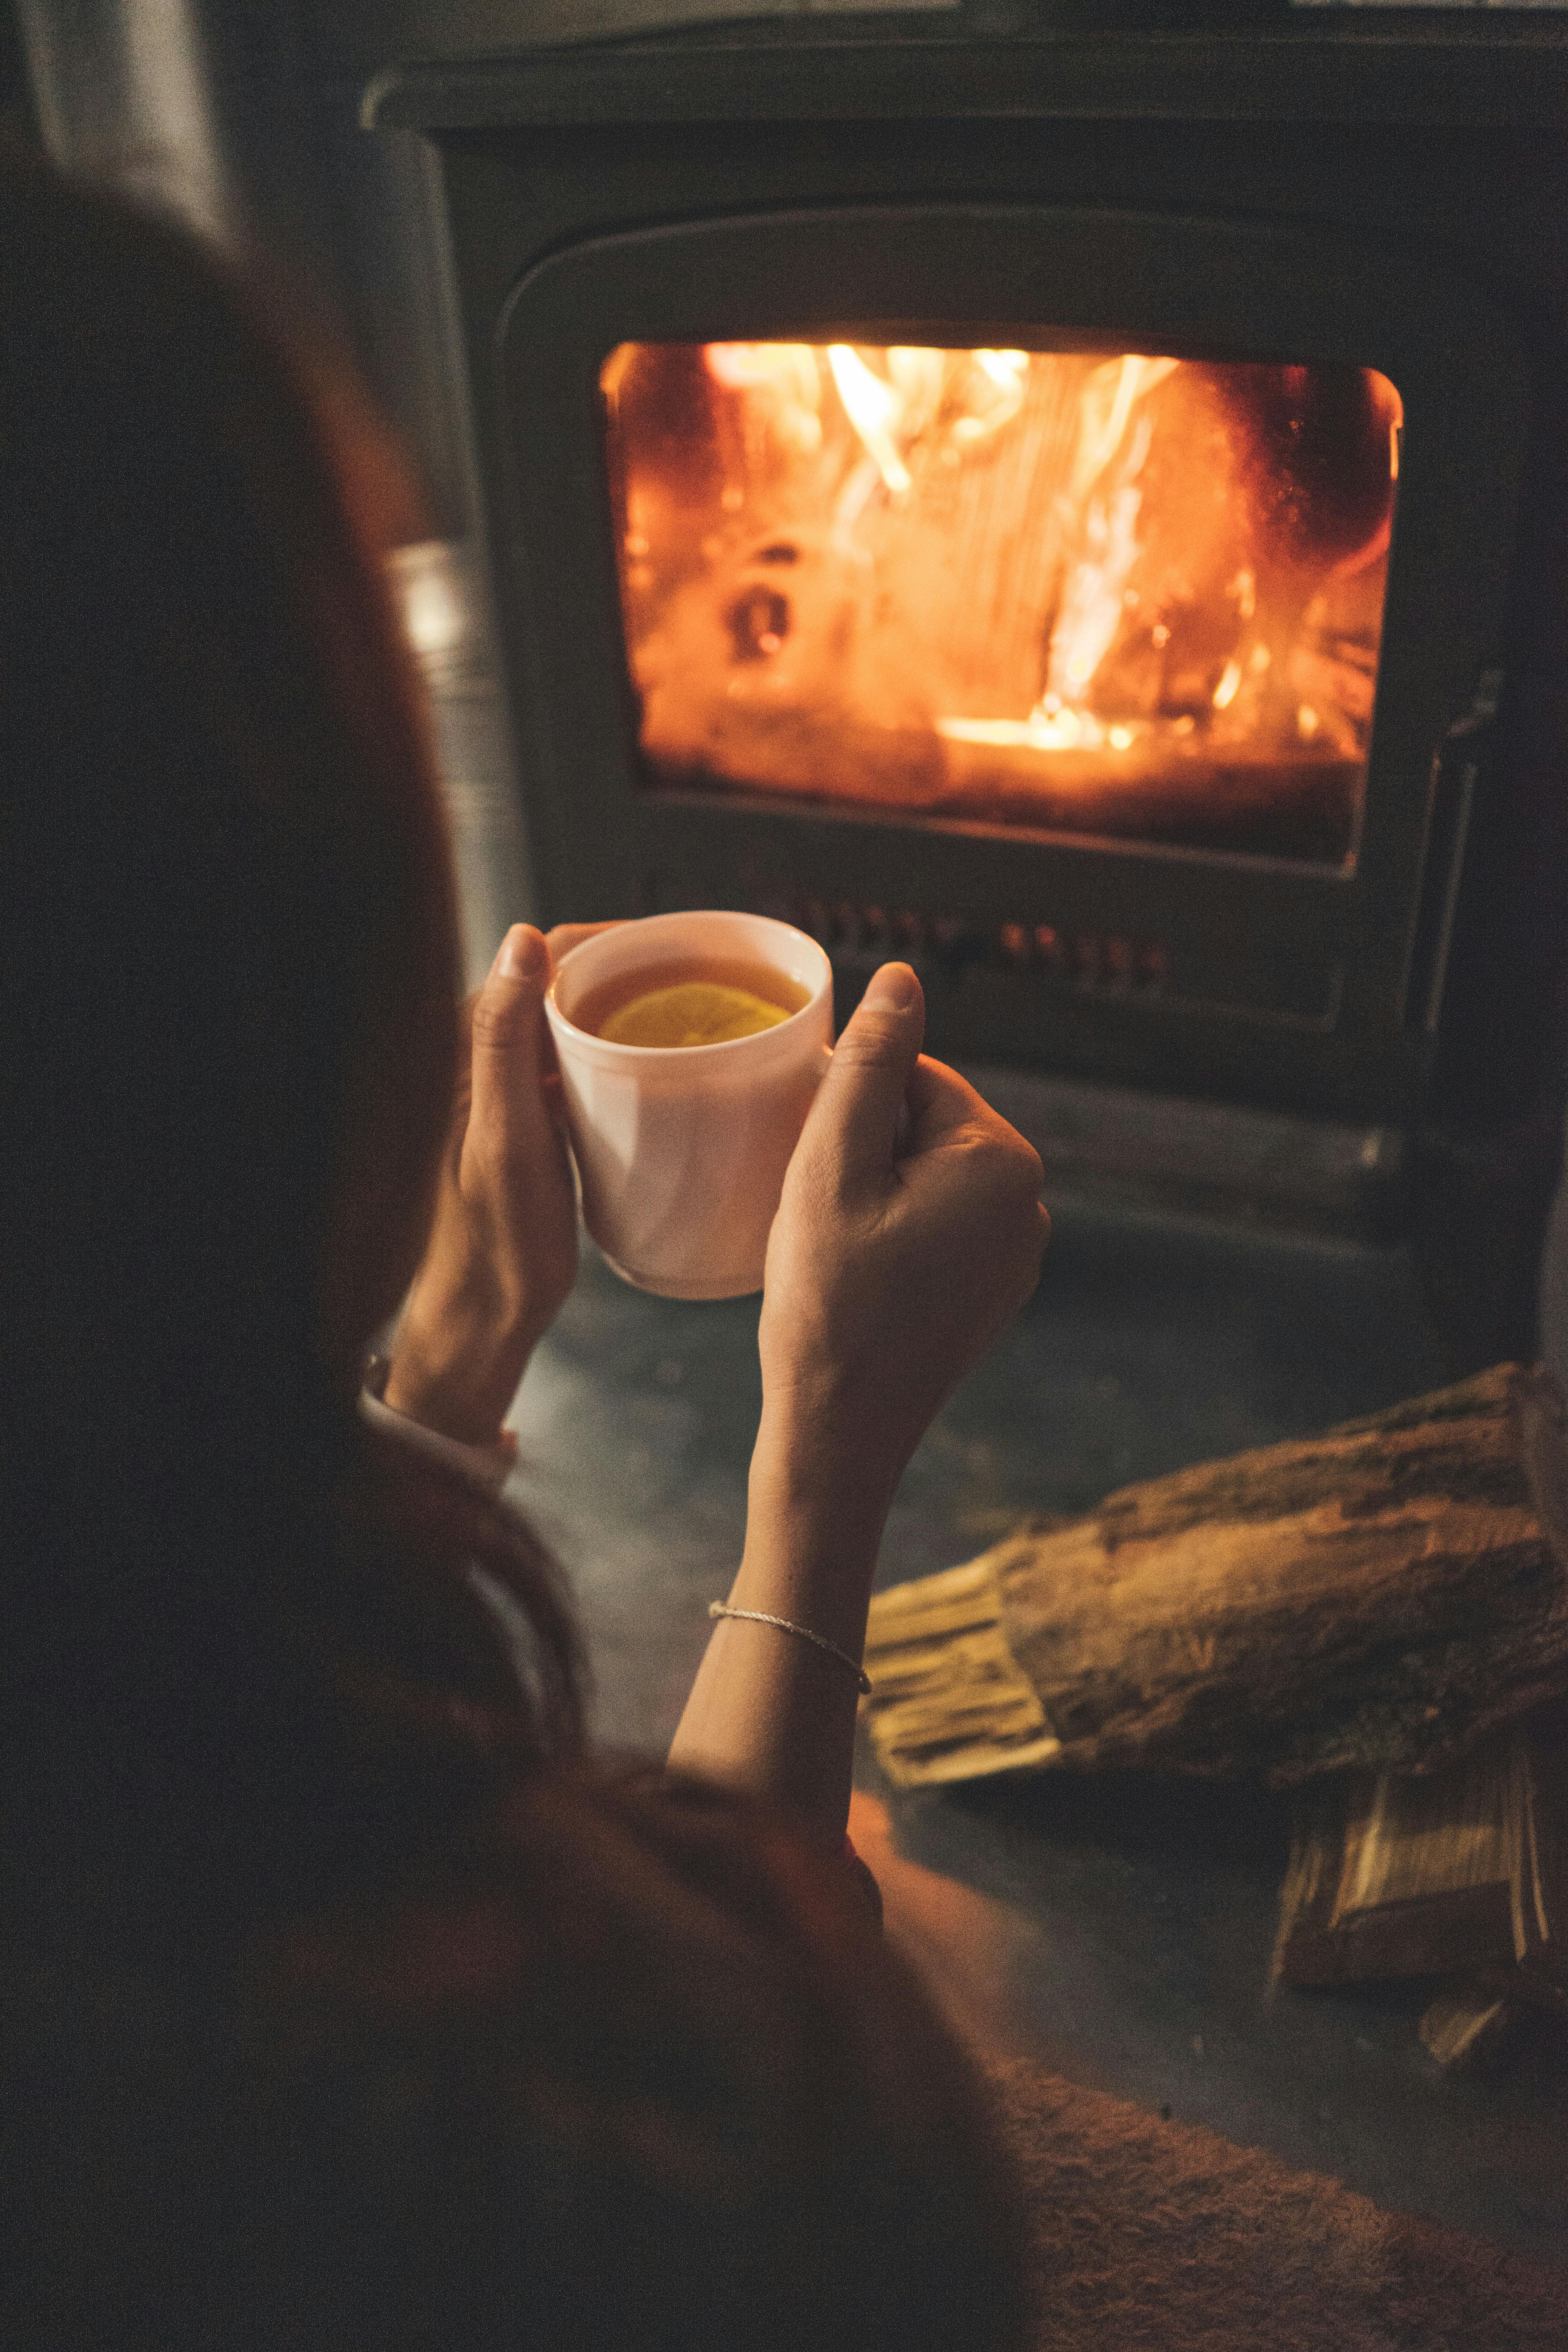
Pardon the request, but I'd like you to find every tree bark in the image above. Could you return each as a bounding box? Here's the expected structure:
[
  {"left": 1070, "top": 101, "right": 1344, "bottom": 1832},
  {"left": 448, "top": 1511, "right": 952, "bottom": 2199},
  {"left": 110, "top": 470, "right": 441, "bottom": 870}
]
[{"left": 862, "top": 1365, "right": 1568, "bottom": 1789}]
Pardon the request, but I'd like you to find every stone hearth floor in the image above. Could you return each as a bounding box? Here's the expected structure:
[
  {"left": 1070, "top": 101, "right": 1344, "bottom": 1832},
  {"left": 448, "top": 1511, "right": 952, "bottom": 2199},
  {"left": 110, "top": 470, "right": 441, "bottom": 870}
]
[{"left": 502, "top": 1192, "right": 1568, "bottom": 2271}]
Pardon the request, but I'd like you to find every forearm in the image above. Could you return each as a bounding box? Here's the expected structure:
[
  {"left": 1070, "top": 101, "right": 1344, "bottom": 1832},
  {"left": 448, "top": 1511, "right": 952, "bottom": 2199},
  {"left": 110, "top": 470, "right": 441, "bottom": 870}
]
[
  {"left": 668, "top": 961, "right": 1047, "bottom": 1846},
  {"left": 382, "top": 1265, "right": 537, "bottom": 1448},
  {"left": 667, "top": 1402, "right": 895, "bottom": 1846}
]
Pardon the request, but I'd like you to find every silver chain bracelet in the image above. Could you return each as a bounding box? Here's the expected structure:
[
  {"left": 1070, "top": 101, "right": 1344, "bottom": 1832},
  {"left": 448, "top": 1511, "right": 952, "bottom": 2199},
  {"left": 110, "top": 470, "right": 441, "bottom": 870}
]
[{"left": 708, "top": 1602, "right": 872, "bottom": 1695}]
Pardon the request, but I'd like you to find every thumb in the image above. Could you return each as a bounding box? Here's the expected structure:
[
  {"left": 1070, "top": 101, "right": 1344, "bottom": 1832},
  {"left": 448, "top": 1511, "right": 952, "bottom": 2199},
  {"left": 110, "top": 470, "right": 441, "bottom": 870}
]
[
  {"left": 468, "top": 923, "right": 551, "bottom": 1140},
  {"left": 807, "top": 962, "right": 925, "bottom": 1189}
]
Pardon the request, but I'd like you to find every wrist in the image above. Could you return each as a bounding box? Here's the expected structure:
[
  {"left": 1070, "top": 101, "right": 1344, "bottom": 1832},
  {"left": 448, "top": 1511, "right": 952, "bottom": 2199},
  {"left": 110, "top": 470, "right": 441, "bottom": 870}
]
[
  {"left": 751, "top": 1379, "right": 910, "bottom": 1531},
  {"left": 383, "top": 1281, "right": 538, "bottom": 1447},
  {"left": 742, "top": 1402, "right": 896, "bottom": 1643},
  {"left": 361, "top": 1365, "right": 519, "bottom": 1486}
]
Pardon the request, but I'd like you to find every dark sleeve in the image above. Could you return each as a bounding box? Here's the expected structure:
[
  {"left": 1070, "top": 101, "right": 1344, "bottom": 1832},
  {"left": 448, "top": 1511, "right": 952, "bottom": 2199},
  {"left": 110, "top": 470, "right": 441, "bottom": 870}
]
[
  {"left": 843, "top": 1829, "right": 885, "bottom": 1926},
  {"left": 232, "top": 1762, "right": 1032, "bottom": 2352}
]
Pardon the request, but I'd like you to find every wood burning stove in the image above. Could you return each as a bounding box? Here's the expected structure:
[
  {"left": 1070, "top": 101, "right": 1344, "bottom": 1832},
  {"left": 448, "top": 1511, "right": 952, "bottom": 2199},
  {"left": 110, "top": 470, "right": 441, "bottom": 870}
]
[
  {"left": 359, "top": 21, "right": 1568, "bottom": 2209},
  {"left": 367, "top": 14, "right": 1568, "bottom": 1156}
]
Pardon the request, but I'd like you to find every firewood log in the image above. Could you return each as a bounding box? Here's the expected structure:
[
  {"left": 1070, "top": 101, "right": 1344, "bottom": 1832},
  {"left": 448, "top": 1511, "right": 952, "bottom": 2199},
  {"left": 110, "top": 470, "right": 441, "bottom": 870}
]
[{"left": 862, "top": 1364, "right": 1568, "bottom": 1790}]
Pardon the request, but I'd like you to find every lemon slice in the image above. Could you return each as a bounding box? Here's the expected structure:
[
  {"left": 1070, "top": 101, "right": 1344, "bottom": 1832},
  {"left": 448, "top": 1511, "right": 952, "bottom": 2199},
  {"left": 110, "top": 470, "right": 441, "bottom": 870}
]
[{"left": 601, "top": 982, "right": 791, "bottom": 1048}]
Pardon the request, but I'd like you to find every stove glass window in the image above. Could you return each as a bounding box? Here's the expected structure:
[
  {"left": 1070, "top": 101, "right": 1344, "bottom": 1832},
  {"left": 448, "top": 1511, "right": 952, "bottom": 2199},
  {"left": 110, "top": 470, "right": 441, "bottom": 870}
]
[{"left": 601, "top": 342, "right": 1401, "bottom": 869}]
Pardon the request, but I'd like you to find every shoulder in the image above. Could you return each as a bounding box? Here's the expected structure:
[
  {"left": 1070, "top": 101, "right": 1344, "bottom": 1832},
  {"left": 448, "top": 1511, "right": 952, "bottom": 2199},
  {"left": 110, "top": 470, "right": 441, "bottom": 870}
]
[{"left": 236, "top": 1761, "right": 1032, "bottom": 2352}]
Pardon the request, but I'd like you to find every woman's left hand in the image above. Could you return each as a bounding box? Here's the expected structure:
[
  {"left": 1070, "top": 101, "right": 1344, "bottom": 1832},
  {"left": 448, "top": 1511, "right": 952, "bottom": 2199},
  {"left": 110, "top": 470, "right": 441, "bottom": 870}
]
[{"left": 383, "top": 922, "right": 608, "bottom": 1446}]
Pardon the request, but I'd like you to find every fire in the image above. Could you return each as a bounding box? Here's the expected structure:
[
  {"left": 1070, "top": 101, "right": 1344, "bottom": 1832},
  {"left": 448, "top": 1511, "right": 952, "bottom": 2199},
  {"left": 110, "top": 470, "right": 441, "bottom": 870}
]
[
  {"left": 705, "top": 342, "right": 823, "bottom": 454},
  {"left": 1067, "top": 354, "right": 1177, "bottom": 498},
  {"left": 827, "top": 345, "right": 912, "bottom": 493},
  {"left": 603, "top": 340, "right": 1403, "bottom": 864}
]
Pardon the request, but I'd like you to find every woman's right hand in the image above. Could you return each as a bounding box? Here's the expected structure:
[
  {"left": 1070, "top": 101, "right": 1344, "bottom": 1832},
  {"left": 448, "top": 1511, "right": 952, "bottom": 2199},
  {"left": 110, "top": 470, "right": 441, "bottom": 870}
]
[
  {"left": 671, "top": 961, "right": 1044, "bottom": 1834},
  {"left": 755, "top": 961, "right": 1049, "bottom": 1533},
  {"left": 667, "top": 963, "right": 1045, "bottom": 1834}
]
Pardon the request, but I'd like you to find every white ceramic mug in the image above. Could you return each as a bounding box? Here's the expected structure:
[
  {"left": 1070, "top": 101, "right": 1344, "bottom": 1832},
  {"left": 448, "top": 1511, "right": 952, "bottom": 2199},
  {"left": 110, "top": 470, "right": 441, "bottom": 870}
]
[{"left": 544, "top": 910, "right": 834, "bottom": 1300}]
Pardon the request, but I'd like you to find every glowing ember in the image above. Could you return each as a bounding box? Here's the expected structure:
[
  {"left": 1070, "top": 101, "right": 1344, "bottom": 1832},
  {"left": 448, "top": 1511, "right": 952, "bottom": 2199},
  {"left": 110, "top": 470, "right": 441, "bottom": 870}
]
[{"left": 603, "top": 341, "right": 1402, "bottom": 864}]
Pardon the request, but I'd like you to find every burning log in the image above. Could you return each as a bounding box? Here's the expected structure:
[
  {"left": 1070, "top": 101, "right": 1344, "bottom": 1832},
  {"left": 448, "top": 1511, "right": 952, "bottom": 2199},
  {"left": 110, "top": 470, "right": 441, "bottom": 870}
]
[
  {"left": 862, "top": 1364, "right": 1568, "bottom": 1790},
  {"left": 608, "top": 340, "right": 1397, "bottom": 860}
]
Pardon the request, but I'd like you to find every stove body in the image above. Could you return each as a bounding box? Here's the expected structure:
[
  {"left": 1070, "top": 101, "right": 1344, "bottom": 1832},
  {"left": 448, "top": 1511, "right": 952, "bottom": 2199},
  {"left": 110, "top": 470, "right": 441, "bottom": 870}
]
[{"left": 370, "top": 18, "right": 1568, "bottom": 1258}]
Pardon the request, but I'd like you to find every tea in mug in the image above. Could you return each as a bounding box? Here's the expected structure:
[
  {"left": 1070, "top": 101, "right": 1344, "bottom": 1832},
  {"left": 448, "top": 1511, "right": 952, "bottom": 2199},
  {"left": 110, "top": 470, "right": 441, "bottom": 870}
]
[{"left": 572, "top": 954, "right": 809, "bottom": 1048}]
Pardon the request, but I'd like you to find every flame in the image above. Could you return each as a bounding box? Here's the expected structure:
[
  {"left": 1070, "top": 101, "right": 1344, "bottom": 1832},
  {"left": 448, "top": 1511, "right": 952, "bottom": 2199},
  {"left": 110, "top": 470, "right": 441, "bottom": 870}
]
[
  {"left": 954, "top": 349, "right": 1030, "bottom": 443},
  {"left": 1043, "top": 470, "right": 1147, "bottom": 707},
  {"left": 706, "top": 342, "right": 823, "bottom": 454},
  {"left": 828, "top": 345, "right": 912, "bottom": 494},
  {"left": 1068, "top": 354, "right": 1178, "bottom": 501},
  {"left": 607, "top": 339, "right": 1400, "bottom": 863},
  {"left": 886, "top": 345, "right": 946, "bottom": 439},
  {"left": 824, "top": 345, "right": 1036, "bottom": 492},
  {"left": 940, "top": 708, "right": 1107, "bottom": 753},
  {"left": 1038, "top": 356, "right": 1180, "bottom": 716}
]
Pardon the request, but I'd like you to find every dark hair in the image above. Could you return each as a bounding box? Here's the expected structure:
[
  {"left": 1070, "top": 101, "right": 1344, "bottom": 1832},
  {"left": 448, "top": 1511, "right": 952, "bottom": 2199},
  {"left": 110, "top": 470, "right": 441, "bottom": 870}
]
[
  {"left": 0, "top": 160, "right": 582, "bottom": 1902},
  {"left": 0, "top": 166, "right": 1033, "bottom": 2352}
]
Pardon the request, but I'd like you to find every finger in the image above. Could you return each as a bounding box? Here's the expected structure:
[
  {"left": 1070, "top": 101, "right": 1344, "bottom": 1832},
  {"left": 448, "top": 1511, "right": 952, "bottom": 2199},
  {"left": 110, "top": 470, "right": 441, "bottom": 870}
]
[
  {"left": 438, "top": 994, "right": 478, "bottom": 1160},
  {"left": 902, "top": 1060, "right": 1046, "bottom": 1209},
  {"left": 900, "top": 1054, "right": 996, "bottom": 1149},
  {"left": 803, "top": 963, "right": 926, "bottom": 1189},
  {"left": 468, "top": 923, "right": 553, "bottom": 1154},
  {"left": 461, "top": 978, "right": 564, "bottom": 1115},
  {"left": 544, "top": 920, "right": 622, "bottom": 973}
]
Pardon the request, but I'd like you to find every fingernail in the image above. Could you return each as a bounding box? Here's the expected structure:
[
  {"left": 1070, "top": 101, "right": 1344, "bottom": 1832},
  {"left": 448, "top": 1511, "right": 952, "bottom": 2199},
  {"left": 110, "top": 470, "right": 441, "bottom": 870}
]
[
  {"left": 861, "top": 962, "right": 919, "bottom": 1014},
  {"left": 494, "top": 925, "right": 547, "bottom": 982}
]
